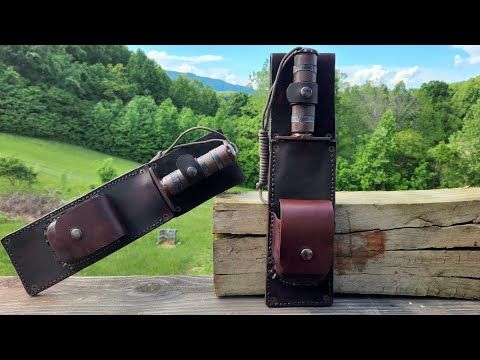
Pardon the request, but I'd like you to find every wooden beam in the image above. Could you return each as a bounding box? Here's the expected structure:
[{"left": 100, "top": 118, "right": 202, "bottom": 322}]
[
  {"left": 1, "top": 276, "right": 480, "bottom": 314},
  {"left": 213, "top": 188, "right": 480, "bottom": 299}
]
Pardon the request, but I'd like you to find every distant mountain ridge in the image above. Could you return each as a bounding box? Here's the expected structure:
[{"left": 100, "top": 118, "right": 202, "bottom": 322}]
[{"left": 165, "top": 70, "right": 254, "bottom": 94}]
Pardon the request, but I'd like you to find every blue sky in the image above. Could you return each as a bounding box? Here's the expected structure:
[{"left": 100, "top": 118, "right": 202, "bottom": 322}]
[{"left": 127, "top": 45, "right": 480, "bottom": 89}]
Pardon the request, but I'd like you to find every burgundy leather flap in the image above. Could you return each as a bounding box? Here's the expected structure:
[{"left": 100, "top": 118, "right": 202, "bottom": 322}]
[
  {"left": 273, "top": 199, "right": 333, "bottom": 277},
  {"left": 46, "top": 195, "right": 126, "bottom": 264}
]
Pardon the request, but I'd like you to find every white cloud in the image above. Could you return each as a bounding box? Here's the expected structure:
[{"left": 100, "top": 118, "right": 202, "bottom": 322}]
[
  {"left": 454, "top": 54, "right": 463, "bottom": 65},
  {"left": 146, "top": 50, "right": 223, "bottom": 67},
  {"left": 390, "top": 66, "right": 420, "bottom": 86},
  {"left": 452, "top": 45, "right": 480, "bottom": 65},
  {"left": 346, "top": 65, "right": 389, "bottom": 86},
  {"left": 341, "top": 65, "right": 427, "bottom": 88},
  {"left": 145, "top": 50, "right": 248, "bottom": 86},
  {"left": 173, "top": 64, "right": 197, "bottom": 73},
  {"left": 205, "top": 68, "right": 250, "bottom": 86}
]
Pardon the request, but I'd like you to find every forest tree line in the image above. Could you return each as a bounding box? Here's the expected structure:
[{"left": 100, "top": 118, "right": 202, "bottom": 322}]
[{"left": 0, "top": 45, "right": 479, "bottom": 190}]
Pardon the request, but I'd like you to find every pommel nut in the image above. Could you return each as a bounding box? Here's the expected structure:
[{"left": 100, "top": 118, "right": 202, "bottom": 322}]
[
  {"left": 300, "top": 86, "right": 313, "bottom": 98},
  {"left": 186, "top": 166, "right": 197, "bottom": 178},
  {"left": 70, "top": 228, "right": 83, "bottom": 240},
  {"left": 300, "top": 248, "right": 313, "bottom": 261}
]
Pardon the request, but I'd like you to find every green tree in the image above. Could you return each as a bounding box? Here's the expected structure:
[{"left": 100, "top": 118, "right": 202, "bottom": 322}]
[
  {"left": 201, "top": 86, "right": 219, "bottom": 116},
  {"left": 154, "top": 98, "right": 180, "bottom": 151},
  {"left": 169, "top": 76, "right": 219, "bottom": 115},
  {"left": 111, "top": 95, "right": 158, "bottom": 161},
  {"left": 96, "top": 158, "right": 118, "bottom": 183},
  {"left": 234, "top": 115, "right": 260, "bottom": 188},
  {"left": 394, "top": 129, "right": 435, "bottom": 189},
  {"left": 389, "top": 81, "right": 419, "bottom": 129},
  {"left": 414, "top": 80, "right": 460, "bottom": 146},
  {"left": 449, "top": 100, "right": 480, "bottom": 186},
  {"left": 451, "top": 76, "right": 480, "bottom": 119},
  {"left": 246, "top": 60, "right": 269, "bottom": 117},
  {"left": 0, "top": 156, "right": 38, "bottom": 186},
  {"left": 86, "top": 99, "right": 124, "bottom": 152},
  {"left": 126, "top": 50, "right": 171, "bottom": 104},
  {"left": 350, "top": 110, "right": 402, "bottom": 190},
  {"left": 66, "top": 45, "right": 131, "bottom": 66},
  {"left": 102, "top": 63, "right": 137, "bottom": 102},
  {"left": 223, "top": 92, "right": 249, "bottom": 117},
  {"left": 428, "top": 141, "right": 465, "bottom": 188}
]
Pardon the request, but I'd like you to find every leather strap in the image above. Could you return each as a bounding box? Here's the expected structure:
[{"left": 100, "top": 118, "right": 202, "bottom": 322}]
[
  {"left": 1, "top": 132, "right": 244, "bottom": 296},
  {"left": 286, "top": 82, "right": 318, "bottom": 105}
]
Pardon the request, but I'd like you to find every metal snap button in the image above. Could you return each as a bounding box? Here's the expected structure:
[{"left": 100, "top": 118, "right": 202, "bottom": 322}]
[
  {"left": 186, "top": 166, "right": 198, "bottom": 178},
  {"left": 300, "top": 86, "right": 313, "bottom": 98},
  {"left": 70, "top": 228, "right": 83, "bottom": 240},
  {"left": 300, "top": 248, "right": 313, "bottom": 261}
]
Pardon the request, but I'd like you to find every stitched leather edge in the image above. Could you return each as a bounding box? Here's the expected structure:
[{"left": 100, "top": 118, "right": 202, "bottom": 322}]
[
  {"left": 1, "top": 163, "right": 177, "bottom": 295},
  {"left": 265, "top": 142, "right": 335, "bottom": 307},
  {"left": 1, "top": 166, "right": 147, "bottom": 295}
]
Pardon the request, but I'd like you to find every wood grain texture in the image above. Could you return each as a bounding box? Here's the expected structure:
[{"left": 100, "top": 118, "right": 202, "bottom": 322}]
[
  {"left": 213, "top": 189, "right": 480, "bottom": 299},
  {"left": 1, "top": 276, "right": 480, "bottom": 315}
]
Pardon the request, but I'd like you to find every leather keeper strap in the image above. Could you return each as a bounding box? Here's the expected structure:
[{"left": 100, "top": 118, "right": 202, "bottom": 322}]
[
  {"left": 286, "top": 82, "right": 318, "bottom": 105},
  {"left": 273, "top": 199, "right": 334, "bottom": 281},
  {"left": 45, "top": 195, "right": 127, "bottom": 264}
]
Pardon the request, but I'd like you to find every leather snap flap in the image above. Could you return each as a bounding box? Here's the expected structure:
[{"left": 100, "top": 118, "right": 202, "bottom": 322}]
[
  {"left": 272, "top": 199, "right": 333, "bottom": 279},
  {"left": 176, "top": 154, "right": 206, "bottom": 183},
  {"left": 286, "top": 82, "right": 318, "bottom": 105},
  {"left": 46, "top": 195, "right": 126, "bottom": 264}
]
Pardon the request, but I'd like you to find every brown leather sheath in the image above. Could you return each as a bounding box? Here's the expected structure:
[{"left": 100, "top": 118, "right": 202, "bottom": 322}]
[
  {"left": 1, "top": 132, "right": 244, "bottom": 296},
  {"left": 266, "top": 52, "right": 336, "bottom": 307}
]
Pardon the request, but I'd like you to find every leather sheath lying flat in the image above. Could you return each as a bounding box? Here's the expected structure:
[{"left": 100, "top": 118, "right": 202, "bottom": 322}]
[{"left": 1, "top": 130, "right": 244, "bottom": 296}]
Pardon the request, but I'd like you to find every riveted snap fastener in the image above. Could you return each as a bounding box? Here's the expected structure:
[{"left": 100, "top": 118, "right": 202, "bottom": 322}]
[
  {"left": 186, "top": 166, "right": 197, "bottom": 178},
  {"left": 300, "top": 86, "right": 313, "bottom": 98},
  {"left": 70, "top": 228, "right": 83, "bottom": 240},
  {"left": 301, "top": 248, "right": 313, "bottom": 261}
]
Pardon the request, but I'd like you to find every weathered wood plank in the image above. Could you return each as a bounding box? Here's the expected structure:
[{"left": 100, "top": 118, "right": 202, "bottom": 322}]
[
  {"left": 213, "top": 189, "right": 480, "bottom": 235},
  {"left": 213, "top": 189, "right": 480, "bottom": 299},
  {"left": 1, "top": 276, "right": 480, "bottom": 315}
]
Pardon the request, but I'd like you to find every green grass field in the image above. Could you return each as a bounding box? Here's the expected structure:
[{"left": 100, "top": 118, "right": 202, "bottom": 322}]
[
  {"left": 0, "top": 133, "right": 139, "bottom": 198},
  {"left": 0, "top": 132, "right": 246, "bottom": 276}
]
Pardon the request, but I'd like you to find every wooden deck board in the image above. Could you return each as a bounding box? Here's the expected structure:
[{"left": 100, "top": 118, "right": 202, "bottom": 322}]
[{"left": 1, "top": 276, "right": 479, "bottom": 315}]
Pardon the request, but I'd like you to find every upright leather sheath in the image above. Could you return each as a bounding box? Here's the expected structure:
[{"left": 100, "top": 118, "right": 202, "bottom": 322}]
[
  {"left": 1, "top": 132, "right": 244, "bottom": 296},
  {"left": 266, "top": 52, "right": 336, "bottom": 307}
]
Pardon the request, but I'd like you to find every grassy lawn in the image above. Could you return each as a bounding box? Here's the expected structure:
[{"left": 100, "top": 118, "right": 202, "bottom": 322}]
[
  {"left": 0, "top": 133, "right": 139, "bottom": 198},
  {"left": 0, "top": 132, "right": 247, "bottom": 276},
  {"left": 0, "top": 214, "right": 26, "bottom": 275}
]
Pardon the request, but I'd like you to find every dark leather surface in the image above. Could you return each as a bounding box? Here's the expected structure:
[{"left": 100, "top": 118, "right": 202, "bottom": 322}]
[
  {"left": 272, "top": 199, "right": 333, "bottom": 279},
  {"left": 269, "top": 140, "right": 335, "bottom": 215},
  {"left": 1, "top": 132, "right": 244, "bottom": 296},
  {"left": 46, "top": 195, "right": 126, "bottom": 264},
  {"left": 266, "top": 52, "right": 336, "bottom": 307}
]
